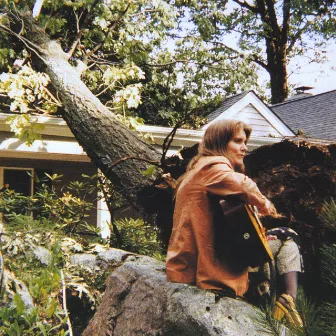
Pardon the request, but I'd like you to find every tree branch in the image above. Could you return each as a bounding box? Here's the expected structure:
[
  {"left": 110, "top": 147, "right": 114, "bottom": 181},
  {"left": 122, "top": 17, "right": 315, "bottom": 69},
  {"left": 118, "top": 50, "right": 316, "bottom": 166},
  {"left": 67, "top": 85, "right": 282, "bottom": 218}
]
[
  {"left": 251, "top": 55, "right": 268, "bottom": 70},
  {"left": 281, "top": 0, "right": 291, "bottom": 43},
  {"left": 145, "top": 58, "right": 238, "bottom": 71},
  {"left": 211, "top": 41, "right": 243, "bottom": 55},
  {"left": 0, "top": 21, "right": 47, "bottom": 64},
  {"left": 161, "top": 109, "right": 202, "bottom": 167},
  {"left": 211, "top": 41, "right": 269, "bottom": 70},
  {"left": 255, "top": 0, "right": 267, "bottom": 22},
  {"left": 85, "top": 4, "right": 130, "bottom": 60},
  {"left": 265, "top": 0, "right": 281, "bottom": 37},
  {"left": 67, "top": 0, "right": 101, "bottom": 59},
  {"left": 286, "top": 21, "right": 310, "bottom": 54},
  {"left": 60, "top": 269, "right": 73, "bottom": 336},
  {"left": 233, "top": 0, "right": 260, "bottom": 14}
]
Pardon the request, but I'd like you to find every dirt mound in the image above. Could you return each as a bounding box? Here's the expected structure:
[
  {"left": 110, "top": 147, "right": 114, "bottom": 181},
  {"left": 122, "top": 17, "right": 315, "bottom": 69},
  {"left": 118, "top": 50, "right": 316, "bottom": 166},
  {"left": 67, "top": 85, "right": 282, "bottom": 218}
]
[
  {"left": 164, "top": 139, "right": 336, "bottom": 296},
  {"left": 245, "top": 140, "right": 336, "bottom": 295}
]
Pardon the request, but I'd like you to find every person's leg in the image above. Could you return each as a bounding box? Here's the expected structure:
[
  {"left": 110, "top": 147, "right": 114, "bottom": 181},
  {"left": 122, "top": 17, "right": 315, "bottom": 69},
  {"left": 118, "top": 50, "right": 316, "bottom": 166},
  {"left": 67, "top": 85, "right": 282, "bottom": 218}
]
[
  {"left": 268, "top": 235, "right": 303, "bottom": 327},
  {"left": 267, "top": 232, "right": 302, "bottom": 296},
  {"left": 279, "top": 271, "right": 298, "bottom": 300}
]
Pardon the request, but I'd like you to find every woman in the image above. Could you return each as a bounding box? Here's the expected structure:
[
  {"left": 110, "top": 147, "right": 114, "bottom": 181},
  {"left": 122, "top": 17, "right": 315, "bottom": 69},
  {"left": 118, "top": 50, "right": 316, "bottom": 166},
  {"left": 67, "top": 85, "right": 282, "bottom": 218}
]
[{"left": 166, "top": 119, "right": 302, "bottom": 326}]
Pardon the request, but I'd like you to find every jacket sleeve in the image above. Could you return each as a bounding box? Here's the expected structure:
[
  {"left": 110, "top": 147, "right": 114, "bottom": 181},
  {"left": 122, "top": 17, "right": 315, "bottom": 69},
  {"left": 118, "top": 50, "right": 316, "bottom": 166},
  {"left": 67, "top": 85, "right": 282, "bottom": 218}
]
[{"left": 204, "top": 163, "right": 272, "bottom": 215}]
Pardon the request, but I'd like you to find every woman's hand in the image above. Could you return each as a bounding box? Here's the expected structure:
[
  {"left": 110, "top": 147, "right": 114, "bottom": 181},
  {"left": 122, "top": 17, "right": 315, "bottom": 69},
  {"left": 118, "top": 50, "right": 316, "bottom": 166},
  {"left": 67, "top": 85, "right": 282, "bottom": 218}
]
[
  {"left": 260, "top": 199, "right": 284, "bottom": 218},
  {"left": 268, "top": 202, "right": 278, "bottom": 216}
]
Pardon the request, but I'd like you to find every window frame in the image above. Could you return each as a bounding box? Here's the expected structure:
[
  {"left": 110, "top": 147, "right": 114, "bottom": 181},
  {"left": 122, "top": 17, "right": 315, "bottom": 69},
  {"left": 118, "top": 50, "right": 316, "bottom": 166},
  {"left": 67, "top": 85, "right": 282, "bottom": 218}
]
[{"left": 0, "top": 166, "right": 34, "bottom": 196}]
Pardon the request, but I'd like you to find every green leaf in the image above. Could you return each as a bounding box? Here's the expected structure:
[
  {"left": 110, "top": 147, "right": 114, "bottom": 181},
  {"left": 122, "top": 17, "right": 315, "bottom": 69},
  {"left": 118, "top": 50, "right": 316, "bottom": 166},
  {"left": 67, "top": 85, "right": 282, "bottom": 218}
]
[
  {"left": 142, "top": 165, "right": 156, "bottom": 178},
  {"left": 35, "top": 321, "right": 48, "bottom": 336},
  {"left": 13, "top": 293, "right": 25, "bottom": 316}
]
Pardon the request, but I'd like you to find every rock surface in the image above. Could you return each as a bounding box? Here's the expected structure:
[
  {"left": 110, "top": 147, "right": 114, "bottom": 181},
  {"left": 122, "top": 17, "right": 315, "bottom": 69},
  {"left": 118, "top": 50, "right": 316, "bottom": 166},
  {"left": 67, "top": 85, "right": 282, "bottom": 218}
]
[{"left": 83, "top": 252, "right": 269, "bottom": 336}]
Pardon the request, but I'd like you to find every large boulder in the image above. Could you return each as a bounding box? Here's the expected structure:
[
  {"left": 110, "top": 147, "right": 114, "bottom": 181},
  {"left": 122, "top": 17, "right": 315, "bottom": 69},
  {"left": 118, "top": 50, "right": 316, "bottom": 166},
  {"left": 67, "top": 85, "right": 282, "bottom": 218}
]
[{"left": 83, "top": 252, "right": 270, "bottom": 336}]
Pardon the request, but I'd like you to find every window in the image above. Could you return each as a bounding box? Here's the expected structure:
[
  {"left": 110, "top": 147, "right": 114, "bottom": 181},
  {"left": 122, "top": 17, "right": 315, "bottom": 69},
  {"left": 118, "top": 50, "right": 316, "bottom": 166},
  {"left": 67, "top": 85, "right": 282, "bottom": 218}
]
[{"left": 0, "top": 167, "right": 34, "bottom": 196}]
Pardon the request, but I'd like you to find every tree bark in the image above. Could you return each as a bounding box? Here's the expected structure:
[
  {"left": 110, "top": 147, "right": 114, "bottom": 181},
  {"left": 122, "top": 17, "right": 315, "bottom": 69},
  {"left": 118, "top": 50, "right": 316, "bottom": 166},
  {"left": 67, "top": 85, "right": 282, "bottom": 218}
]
[
  {"left": 15, "top": 13, "right": 164, "bottom": 215},
  {"left": 267, "top": 42, "right": 288, "bottom": 104},
  {"left": 261, "top": 0, "right": 290, "bottom": 104}
]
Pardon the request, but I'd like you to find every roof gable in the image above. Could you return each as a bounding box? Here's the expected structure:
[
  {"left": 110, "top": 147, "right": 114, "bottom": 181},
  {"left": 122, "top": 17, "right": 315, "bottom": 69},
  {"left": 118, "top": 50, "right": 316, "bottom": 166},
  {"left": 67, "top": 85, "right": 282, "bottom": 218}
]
[
  {"left": 206, "top": 91, "right": 250, "bottom": 121},
  {"left": 204, "top": 91, "right": 294, "bottom": 138},
  {"left": 271, "top": 90, "right": 336, "bottom": 141}
]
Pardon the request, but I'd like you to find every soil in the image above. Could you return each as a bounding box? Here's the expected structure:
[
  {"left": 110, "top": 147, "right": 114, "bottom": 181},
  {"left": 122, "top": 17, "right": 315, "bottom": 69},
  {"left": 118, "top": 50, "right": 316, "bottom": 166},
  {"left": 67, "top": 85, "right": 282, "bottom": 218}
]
[{"left": 162, "top": 139, "right": 336, "bottom": 298}]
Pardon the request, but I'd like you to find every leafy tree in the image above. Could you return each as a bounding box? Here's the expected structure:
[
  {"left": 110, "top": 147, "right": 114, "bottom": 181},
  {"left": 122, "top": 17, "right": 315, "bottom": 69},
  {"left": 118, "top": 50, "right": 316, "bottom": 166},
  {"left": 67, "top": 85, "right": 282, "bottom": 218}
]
[
  {"left": 0, "top": 0, "right": 263, "bottom": 217},
  {"left": 0, "top": 0, "right": 259, "bottom": 129},
  {"left": 0, "top": 1, "right": 165, "bottom": 216},
  {"left": 0, "top": 0, "right": 262, "bottom": 125},
  {"left": 0, "top": 0, "right": 176, "bottom": 118},
  {"left": 173, "top": 0, "right": 336, "bottom": 104}
]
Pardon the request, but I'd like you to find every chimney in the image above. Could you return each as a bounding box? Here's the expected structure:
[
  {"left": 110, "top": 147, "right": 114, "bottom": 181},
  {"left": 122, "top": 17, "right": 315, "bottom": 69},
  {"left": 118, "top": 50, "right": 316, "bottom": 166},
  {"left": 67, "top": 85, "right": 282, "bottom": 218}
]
[{"left": 285, "top": 86, "right": 314, "bottom": 102}]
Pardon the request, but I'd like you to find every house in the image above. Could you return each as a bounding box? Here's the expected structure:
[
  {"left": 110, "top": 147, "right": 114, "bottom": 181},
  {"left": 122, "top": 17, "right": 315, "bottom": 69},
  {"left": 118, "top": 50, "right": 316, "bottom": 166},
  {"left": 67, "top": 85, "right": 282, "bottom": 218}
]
[
  {"left": 271, "top": 89, "right": 336, "bottom": 142},
  {"left": 137, "top": 90, "right": 295, "bottom": 154},
  {"left": 0, "top": 89, "right": 334, "bottom": 236},
  {"left": 0, "top": 113, "right": 107, "bottom": 234}
]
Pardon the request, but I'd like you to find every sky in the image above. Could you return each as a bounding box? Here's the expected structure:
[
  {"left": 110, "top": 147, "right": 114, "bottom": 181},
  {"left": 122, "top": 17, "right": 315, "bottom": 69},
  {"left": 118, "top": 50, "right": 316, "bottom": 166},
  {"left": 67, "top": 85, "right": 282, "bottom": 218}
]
[
  {"left": 206, "top": 1, "right": 336, "bottom": 97},
  {"left": 172, "top": 6, "right": 336, "bottom": 99},
  {"left": 288, "top": 46, "right": 336, "bottom": 95},
  {"left": 257, "top": 43, "right": 336, "bottom": 96}
]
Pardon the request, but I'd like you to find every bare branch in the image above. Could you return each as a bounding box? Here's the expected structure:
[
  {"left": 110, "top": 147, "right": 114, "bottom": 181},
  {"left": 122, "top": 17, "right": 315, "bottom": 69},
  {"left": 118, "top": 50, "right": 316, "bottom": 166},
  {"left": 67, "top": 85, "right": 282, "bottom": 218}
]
[
  {"left": 161, "top": 109, "right": 201, "bottom": 167},
  {"left": 0, "top": 22, "right": 48, "bottom": 64},
  {"left": 67, "top": 0, "right": 101, "bottom": 59},
  {"left": 85, "top": 4, "right": 130, "bottom": 60},
  {"left": 60, "top": 269, "right": 73, "bottom": 336},
  {"left": 66, "top": 9, "right": 84, "bottom": 59}
]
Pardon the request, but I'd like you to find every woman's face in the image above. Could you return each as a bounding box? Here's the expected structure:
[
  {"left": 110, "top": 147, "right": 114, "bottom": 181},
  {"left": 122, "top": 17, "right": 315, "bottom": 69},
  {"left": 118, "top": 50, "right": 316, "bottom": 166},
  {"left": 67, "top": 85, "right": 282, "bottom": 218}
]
[{"left": 225, "top": 128, "right": 248, "bottom": 170}]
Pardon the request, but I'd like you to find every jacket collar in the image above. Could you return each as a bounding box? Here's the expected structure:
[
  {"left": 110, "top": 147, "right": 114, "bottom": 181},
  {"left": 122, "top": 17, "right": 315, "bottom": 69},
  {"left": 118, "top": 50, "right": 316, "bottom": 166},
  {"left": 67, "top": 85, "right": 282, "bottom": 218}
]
[{"left": 195, "top": 156, "right": 233, "bottom": 171}]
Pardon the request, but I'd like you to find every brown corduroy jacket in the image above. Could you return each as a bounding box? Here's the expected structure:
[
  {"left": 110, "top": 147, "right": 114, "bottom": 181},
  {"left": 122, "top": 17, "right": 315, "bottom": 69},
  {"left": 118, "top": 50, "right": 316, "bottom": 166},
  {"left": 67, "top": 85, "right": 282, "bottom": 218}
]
[{"left": 166, "top": 156, "right": 271, "bottom": 297}]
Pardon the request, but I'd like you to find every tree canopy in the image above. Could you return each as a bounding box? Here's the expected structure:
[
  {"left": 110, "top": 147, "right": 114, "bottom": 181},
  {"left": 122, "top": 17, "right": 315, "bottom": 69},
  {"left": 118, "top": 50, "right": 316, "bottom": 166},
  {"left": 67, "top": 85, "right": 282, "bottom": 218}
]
[
  {"left": 173, "top": 0, "right": 336, "bottom": 103},
  {"left": 0, "top": 0, "right": 263, "bottom": 130},
  {"left": 0, "top": 0, "right": 335, "bottom": 211}
]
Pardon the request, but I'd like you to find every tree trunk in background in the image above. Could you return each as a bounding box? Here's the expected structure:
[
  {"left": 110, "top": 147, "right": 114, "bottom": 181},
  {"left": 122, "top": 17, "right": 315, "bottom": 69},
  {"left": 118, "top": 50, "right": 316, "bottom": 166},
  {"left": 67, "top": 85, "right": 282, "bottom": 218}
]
[
  {"left": 20, "top": 14, "right": 163, "bottom": 215},
  {"left": 266, "top": 39, "right": 289, "bottom": 105}
]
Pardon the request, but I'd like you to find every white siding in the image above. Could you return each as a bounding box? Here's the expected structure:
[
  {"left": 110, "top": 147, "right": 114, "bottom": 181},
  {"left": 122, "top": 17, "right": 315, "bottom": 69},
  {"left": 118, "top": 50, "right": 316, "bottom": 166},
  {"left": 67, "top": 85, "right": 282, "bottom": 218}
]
[{"left": 236, "top": 104, "right": 282, "bottom": 137}]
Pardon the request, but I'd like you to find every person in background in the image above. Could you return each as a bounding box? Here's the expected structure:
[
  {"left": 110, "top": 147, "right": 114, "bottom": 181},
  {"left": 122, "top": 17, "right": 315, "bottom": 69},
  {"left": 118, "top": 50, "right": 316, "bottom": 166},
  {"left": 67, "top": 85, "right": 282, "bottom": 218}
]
[{"left": 166, "top": 119, "right": 303, "bottom": 327}]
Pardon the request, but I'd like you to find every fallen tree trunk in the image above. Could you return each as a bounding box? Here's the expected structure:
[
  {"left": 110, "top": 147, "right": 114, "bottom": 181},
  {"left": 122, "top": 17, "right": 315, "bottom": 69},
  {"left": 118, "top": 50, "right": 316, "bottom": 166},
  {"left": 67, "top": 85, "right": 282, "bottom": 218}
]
[{"left": 4, "top": 11, "right": 163, "bottom": 215}]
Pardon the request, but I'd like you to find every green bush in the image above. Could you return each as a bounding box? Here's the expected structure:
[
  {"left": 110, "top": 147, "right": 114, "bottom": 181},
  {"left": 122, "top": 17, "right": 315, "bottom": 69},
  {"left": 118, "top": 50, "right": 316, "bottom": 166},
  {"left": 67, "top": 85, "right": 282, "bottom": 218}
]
[
  {"left": 0, "top": 173, "right": 165, "bottom": 334},
  {"left": 110, "top": 217, "right": 164, "bottom": 260}
]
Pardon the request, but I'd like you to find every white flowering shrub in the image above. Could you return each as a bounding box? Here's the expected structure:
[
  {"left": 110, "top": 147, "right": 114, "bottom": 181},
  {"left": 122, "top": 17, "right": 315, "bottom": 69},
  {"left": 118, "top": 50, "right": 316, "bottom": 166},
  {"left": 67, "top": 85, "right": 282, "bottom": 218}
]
[{"left": 0, "top": 62, "right": 148, "bottom": 144}]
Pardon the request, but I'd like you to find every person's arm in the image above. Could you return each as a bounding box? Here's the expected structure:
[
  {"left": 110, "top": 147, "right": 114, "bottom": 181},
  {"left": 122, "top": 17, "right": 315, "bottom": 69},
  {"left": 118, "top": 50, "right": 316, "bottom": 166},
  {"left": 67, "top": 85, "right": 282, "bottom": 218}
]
[{"left": 204, "top": 163, "right": 274, "bottom": 215}]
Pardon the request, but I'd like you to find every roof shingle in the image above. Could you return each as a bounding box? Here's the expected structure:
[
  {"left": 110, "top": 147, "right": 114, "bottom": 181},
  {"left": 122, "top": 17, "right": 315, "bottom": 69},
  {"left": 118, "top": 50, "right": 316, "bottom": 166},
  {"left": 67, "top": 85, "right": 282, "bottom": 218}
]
[{"left": 271, "top": 90, "right": 336, "bottom": 141}]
